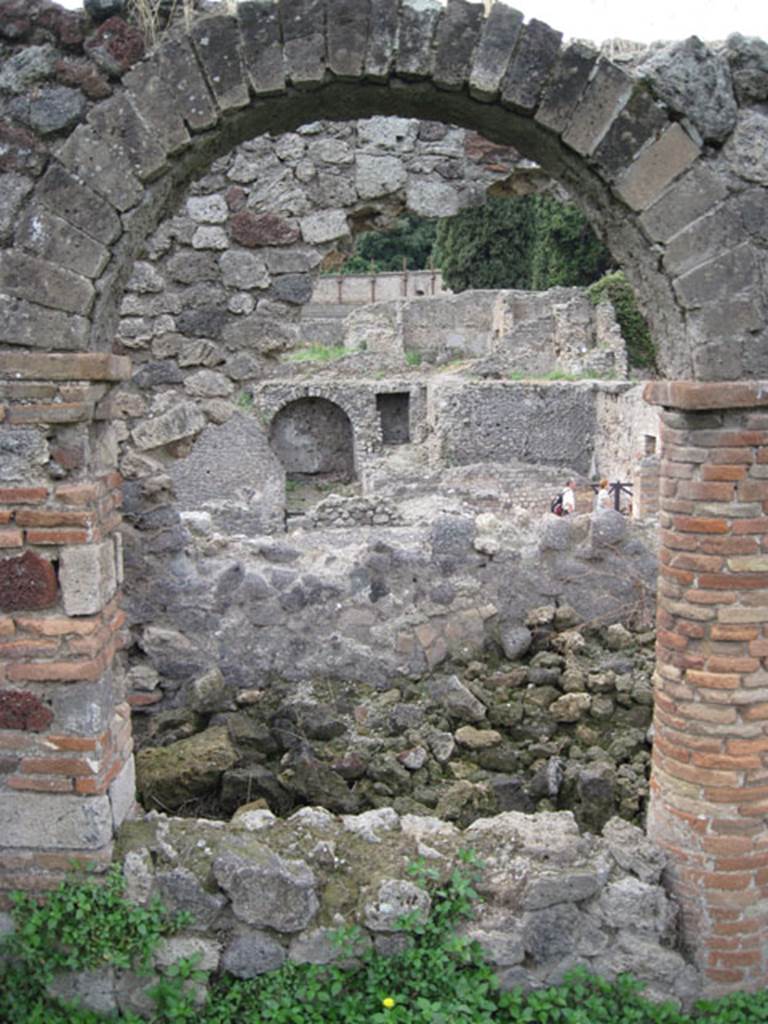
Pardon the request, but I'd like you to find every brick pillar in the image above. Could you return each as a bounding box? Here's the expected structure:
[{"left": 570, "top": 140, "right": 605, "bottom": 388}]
[
  {"left": 0, "top": 352, "right": 133, "bottom": 900},
  {"left": 645, "top": 381, "right": 768, "bottom": 994},
  {"left": 634, "top": 454, "right": 660, "bottom": 519}
]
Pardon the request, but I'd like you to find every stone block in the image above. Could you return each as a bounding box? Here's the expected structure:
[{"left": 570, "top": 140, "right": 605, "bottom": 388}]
[
  {"left": 326, "top": 0, "right": 369, "bottom": 79},
  {"left": 433, "top": 0, "right": 485, "bottom": 92},
  {"left": 637, "top": 37, "right": 737, "bottom": 144},
  {"left": 535, "top": 41, "right": 597, "bottom": 134},
  {"left": 219, "top": 250, "right": 269, "bottom": 289},
  {"left": 191, "top": 15, "right": 249, "bottom": 111},
  {"left": 673, "top": 241, "right": 759, "bottom": 311},
  {"left": 0, "top": 251, "right": 94, "bottom": 316},
  {"left": 238, "top": 0, "right": 286, "bottom": 95},
  {"left": 662, "top": 203, "right": 741, "bottom": 278},
  {"left": 223, "top": 931, "right": 286, "bottom": 977},
  {"left": 155, "top": 935, "right": 222, "bottom": 972},
  {"left": 364, "top": 0, "right": 398, "bottom": 81},
  {"left": 36, "top": 164, "right": 122, "bottom": 246},
  {"left": 468, "top": 2, "right": 522, "bottom": 101},
  {"left": 0, "top": 791, "right": 112, "bottom": 848},
  {"left": 230, "top": 210, "right": 300, "bottom": 247},
  {"left": 214, "top": 849, "right": 319, "bottom": 932},
  {"left": 17, "top": 206, "right": 110, "bottom": 280},
  {"left": 300, "top": 208, "right": 349, "bottom": 243},
  {"left": 501, "top": 18, "right": 562, "bottom": 114},
  {"left": 406, "top": 179, "right": 460, "bottom": 217},
  {"left": 0, "top": 171, "right": 33, "bottom": 245},
  {"left": 0, "top": 426, "right": 49, "bottom": 480},
  {"left": 55, "top": 123, "right": 143, "bottom": 212},
  {"left": 355, "top": 153, "right": 407, "bottom": 198},
  {"left": 131, "top": 401, "right": 207, "bottom": 450},
  {"left": 109, "top": 754, "right": 136, "bottom": 828},
  {"left": 639, "top": 165, "right": 729, "bottom": 243},
  {"left": 279, "top": 0, "right": 327, "bottom": 88},
  {"left": 561, "top": 59, "right": 633, "bottom": 156},
  {"left": 122, "top": 60, "right": 190, "bottom": 156},
  {"left": 724, "top": 109, "right": 768, "bottom": 186},
  {"left": 47, "top": 968, "right": 116, "bottom": 1017},
  {"left": 87, "top": 95, "right": 165, "bottom": 188},
  {"left": 59, "top": 540, "right": 118, "bottom": 616},
  {"left": 159, "top": 37, "right": 219, "bottom": 132},
  {"left": 615, "top": 122, "right": 701, "bottom": 212},
  {"left": 396, "top": 0, "right": 443, "bottom": 80},
  {"left": 593, "top": 87, "right": 668, "bottom": 180}
]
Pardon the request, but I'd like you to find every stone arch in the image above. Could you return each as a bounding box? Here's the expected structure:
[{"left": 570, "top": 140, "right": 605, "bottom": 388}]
[
  {"left": 268, "top": 395, "right": 356, "bottom": 481},
  {"left": 1, "top": 0, "right": 768, "bottom": 995}
]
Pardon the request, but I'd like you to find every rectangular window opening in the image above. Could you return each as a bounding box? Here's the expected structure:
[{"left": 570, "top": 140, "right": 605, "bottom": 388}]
[{"left": 377, "top": 392, "right": 411, "bottom": 445}]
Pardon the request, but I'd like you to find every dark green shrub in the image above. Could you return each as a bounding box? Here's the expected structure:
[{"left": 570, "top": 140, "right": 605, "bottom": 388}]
[{"left": 588, "top": 269, "right": 657, "bottom": 371}]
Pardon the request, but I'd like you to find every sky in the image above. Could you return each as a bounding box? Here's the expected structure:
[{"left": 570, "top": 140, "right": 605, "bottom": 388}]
[{"left": 54, "top": 0, "right": 768, "bottom": 45}]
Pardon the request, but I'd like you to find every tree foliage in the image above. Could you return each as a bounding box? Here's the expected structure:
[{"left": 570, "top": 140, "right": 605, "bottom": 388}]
[
  {"left": 588, "top": 270, "right": 657, "bottom": 371},
  {"left": 433, "top": 194, "right": 612, "bottom": 292},
  {"left": 342, "top": 214, "right": 438, "bottom": 274}
]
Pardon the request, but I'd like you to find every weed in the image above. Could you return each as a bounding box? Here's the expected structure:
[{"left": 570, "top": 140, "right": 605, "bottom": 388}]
[
  {"left": 284, "top": 344, "right": 348, "bottom": 364},
  {"left": 405, "top": 351, "right": 422, "bottom": 366}
]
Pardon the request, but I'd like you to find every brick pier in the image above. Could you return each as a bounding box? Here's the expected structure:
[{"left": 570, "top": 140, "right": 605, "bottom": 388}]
[{"left": 646, "top": 381, "right": 768, "bottom": 991}]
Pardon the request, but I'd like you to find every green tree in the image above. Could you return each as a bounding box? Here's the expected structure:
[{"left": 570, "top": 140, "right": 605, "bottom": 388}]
[
  {"left": 341, "top": 214, "right": 438, "bottom": 273},
  {"left": 433, "top": 194, "right": 611, "bottom": 292}
]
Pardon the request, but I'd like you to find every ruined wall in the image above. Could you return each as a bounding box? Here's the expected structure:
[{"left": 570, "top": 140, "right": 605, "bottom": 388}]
[{"left": 36, "top": 810, "right": 700, "bottom": 1016}]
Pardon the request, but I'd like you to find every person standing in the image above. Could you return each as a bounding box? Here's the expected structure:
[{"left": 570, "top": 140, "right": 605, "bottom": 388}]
[
  {"left": 595, "top": 478, "right": 611, "bottom": 511},
  {"left": 561, "top": 479, "right": 576, "bottom": 515}
]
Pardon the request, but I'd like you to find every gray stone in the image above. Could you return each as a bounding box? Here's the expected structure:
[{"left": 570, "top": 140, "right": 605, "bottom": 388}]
[
  {"left": 0, "top": 172, "right": 33, "bottom": 244},
  {"left": 499, "top": 624, "right": 532, "bottom": 661},
  {"left": 562, "top": 59, "right": 634, "bottom": 157},
  {"left": 0, "top": 45, "right": 56, "bottom": 94},
  {"left": 0, "top": 792, "right": 112, "bottom": 849},
  {"left": 365, "top": 0, "right": 399, "bottom": 80},
  {"left": 155, "top": 866, "right": 228, "bottom": 929},
  {"left": 55, "top": 123, "right": 143, "bottom": 212},
  {"left": 214, "top": 849, "right": 319, "bottom": 932},
  {"left": 427, "top": 675, "right": 486, "bottom": 722},
  {"left": 0, "top": 251, "right": 94, "bottom": 316},
  {"left": 724, "top": 33, "right": 768, "bottom": 103},
  {"left": 602, "top": 816, "right": 665, "bottom": 884},
  {"left": 406, "top": 179, "right": 460, "bottom": 218},
  {"left": 222, "top": 310, "right": 298, "bottom": 353},
  {"left": 536, "top": 42, "right": 597, "bottom": 134},
  {"left": 326, "top": 0, "right": 369, "bottom": 79},
  {"left": 524, "top": 869, "right": 602, "bottom": 910},
  {"left": 18, "top": 207, "right": 109, "bottom": 280},
  {"left": 364, "top": 878, "right": 431, "bottom": 932},
  {"left": 615, "top": 123, "right": 701, "bottom": 212},
  {"left": 238, "top": 0, "right": 285, "bottom": 96},
  {"left": 724, "top": 109, "right": 768, "bottom": 185},
  {"left": 638, "top": 38, "right": 737, "bottom": 144},
  {"left": 0, "top": 427, "right": 49, "bottom": 481},
  {"left": 23, "top": 85, "right": 86, "bottom": 135},
  {"left": 191, "top": 15, "right": 249, "bottom": 112},
  {"left": 193, "top": 225, "right": 229, "bottom": 250},
  {"left": 522, "top": 904, "right": 582, "bottom": 962},
  {"left": 220, "top": 250, "right": 270, "bottom": 289},
  {"left": 355, "top": 154, "right": 407, "bottom": 199},
  {"left": 136, "top": 726, "right": 238, "bottom": 810},
  {"left": 593, "top": 88, "right": 668, "bottom": 180},
  {"left": 597, "top": 877, "right": 675, "bottom": 938},
  {"left": 223, "top": 931, "right": 287, "bottom": 977},
  {"left": 183, "top": 370, "right": 231, "bottom": 399},
  {"left": 271, "top": 273, "right": 313, "bottom": 305},
  {"left": 638, "top": 165, "right": 729, "bottom": 243},
  {"left": 155, "top": 935, "right": 222, "bottom": 972},
  {"left": 469, "top": 3, "right": 523, "bottom": 100},
  {"left": 47, "top": 968, "right": 116, "bottom": 1016},
  {"left": 189, "top": 667, "right": 231, "bottom": 714},
  {"left": 590, "top": 510, "right": 627, "bottom": 548},
  {"left": 132, "top": 402, "right": 207, "bottom": 450},
  {"left": 433, "top": 0, "right": 485, "bottom": 92},
  {"left": 37, "top": 163, "right": 122, "bottom": 245},
  {"left": 549, "top": 692, "right": 591, "bottom": 723},
  {"left": 159, "top": 36, "right": 218, "bottom": 132},
  {"left": 281, "top": 0, "right": 327, "bottom": 87},
  {"left": 502, "top": 19, "right": 562, "bottom": 113},
  {"left": 300, "top": 208, "right": 349, "bottom": 243},
  {"left": 396, "top": 0, "right": 442, "bottom": 79},
  {"left": 59, "top": 541, "right": 117, "bottom": 616}
]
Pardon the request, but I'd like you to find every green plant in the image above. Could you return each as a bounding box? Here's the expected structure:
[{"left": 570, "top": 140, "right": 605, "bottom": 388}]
[
  {"left": 405, "top": 351, "right": 422, "bottom": 366},
  {"left": 0, "top": 865, "right": 189, "bottom": 1023},
  {"left": 236, "top": 389, "right": 254, "bottom": 411},
  {"left": 588, "top": 270, "right": 657, "bottom": 371},
  {"left": 284, "top": 344, "right": 348, "bottom": 364}
]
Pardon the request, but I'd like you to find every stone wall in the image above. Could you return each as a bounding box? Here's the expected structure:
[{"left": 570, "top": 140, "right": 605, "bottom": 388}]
[{"left": 73, "top": 809, "right": 697, "bottom": 1016}]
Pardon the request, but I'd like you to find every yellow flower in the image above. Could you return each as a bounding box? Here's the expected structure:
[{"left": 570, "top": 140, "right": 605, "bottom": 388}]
[{"left": 382, "top": 996, "right": 396, "bottom": 1009}]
